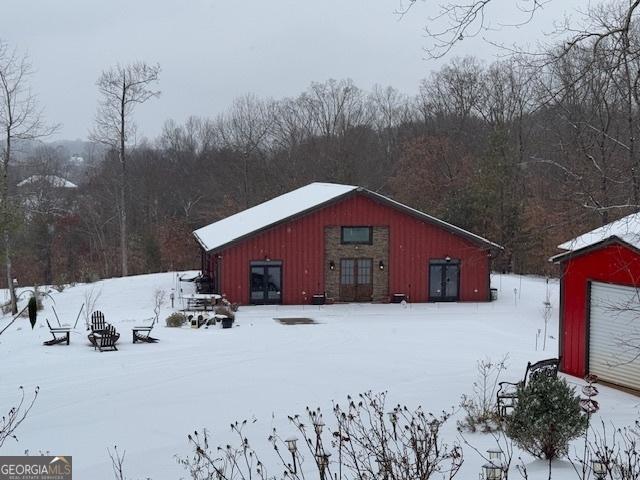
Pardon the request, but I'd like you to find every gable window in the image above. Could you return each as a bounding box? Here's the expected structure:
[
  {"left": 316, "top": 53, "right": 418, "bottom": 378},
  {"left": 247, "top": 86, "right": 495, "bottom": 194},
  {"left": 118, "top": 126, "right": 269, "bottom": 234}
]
[{"left": 341, "top": 226, "right": 373, "bottom": 245}]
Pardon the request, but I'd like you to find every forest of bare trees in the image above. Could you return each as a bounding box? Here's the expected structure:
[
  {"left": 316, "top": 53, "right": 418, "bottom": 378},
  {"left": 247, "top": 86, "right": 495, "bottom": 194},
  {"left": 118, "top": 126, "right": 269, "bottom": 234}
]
[{"left": 4, "top": 1, "right": 640, "bottom": 287}]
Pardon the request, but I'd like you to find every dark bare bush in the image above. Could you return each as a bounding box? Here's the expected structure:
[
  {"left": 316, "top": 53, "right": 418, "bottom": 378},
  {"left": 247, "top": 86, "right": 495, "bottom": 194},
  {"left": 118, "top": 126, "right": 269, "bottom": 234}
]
[
  {"left": 457, "top": 356, "right": 507, "bottom": 433},
  {"left": 178, "top": 391, "right": 462, "bottom": 480},
  {"left": 572, "top": 420, "right": 640, "bottom": 480},
  {"left": 0, "top": 386, "right": 39, "bottom": 449}
]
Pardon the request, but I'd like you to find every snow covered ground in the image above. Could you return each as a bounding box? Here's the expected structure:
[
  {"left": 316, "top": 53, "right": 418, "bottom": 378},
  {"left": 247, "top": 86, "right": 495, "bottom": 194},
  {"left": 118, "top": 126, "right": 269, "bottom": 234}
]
[{"left": 0, "top": 272, "right": 638, "bottom": 479}]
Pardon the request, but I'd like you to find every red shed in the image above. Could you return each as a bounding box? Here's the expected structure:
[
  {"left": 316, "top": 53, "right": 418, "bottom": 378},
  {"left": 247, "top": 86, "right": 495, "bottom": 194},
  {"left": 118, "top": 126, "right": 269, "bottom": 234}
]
[
  {"left": 552, "top": 213, "right": 640, "bottom": 391},
  {"left": 193, "top": 183, "right": 501, "bottom": 305}
]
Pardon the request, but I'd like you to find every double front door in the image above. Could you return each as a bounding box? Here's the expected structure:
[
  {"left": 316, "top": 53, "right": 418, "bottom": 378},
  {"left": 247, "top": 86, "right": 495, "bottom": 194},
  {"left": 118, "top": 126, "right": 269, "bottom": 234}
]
[
  {"left": 339, "top": 258, "right": 373, "bottom": 302},
  {"left": 250, "top": 263, "right": 282, "bottom": 304},
  {"left": 429, "top": 260, "right": 460, "bottom": 301}
]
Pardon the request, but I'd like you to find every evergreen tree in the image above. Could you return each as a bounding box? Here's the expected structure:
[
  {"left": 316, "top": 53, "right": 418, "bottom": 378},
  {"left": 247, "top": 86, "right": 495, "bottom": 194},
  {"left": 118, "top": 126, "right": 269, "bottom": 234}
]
[{"left": 505, "top": 375, "right": 588, "bottom": 460}]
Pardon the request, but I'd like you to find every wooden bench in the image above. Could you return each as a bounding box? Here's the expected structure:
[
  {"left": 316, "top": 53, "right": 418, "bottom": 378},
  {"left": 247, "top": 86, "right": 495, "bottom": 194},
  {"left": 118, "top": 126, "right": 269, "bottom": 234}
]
[
  {"left": 43, "top": 319, "right": 70, "bottom": 346},
  {"left": 496, "top": 357, "right": 561, "bottom": 417}
]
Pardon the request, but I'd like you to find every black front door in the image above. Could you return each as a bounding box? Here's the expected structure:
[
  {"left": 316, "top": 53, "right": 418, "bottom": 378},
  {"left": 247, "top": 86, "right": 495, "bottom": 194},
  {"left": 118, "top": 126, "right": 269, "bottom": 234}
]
[
  {"left": 429, "top": 261, "right": 460, "bottom": 302},
  {"left": 250, "top": 263, "right": 282, "bottom": 304}
]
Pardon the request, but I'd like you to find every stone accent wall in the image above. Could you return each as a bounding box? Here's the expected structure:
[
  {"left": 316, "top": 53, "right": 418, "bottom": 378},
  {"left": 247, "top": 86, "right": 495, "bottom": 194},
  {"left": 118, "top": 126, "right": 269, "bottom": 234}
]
[{"left": 324, "top": 226, "right": 389, "bottom": 302}]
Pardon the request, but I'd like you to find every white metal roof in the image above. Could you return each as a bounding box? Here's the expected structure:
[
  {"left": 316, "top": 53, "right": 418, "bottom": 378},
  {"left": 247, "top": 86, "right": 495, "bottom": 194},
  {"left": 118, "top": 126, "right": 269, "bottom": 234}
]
[
  {"left": 553, "top": 212, "right": 640, "bottom": 261},
  {"left": 193, "top": 183, "right": 357, "bottom": 251},
  {"left": 193, "top": 182, "right": 502, "bottom": 252}
]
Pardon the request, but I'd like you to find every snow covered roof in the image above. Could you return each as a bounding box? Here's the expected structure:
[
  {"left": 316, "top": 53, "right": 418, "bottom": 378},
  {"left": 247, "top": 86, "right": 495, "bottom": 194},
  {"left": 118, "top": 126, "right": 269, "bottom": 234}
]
[
  {"left": 551, "top": 212, "right": 640, "bottom": 262},
  {"left": 194, "top": 183, "right": 356, "bottom": 251},
  {"left": 194, "top": 182, "right": 502, "bottom": 253},
  {"left": 17, "top": 175, "right": 78, "bottom": 189}
]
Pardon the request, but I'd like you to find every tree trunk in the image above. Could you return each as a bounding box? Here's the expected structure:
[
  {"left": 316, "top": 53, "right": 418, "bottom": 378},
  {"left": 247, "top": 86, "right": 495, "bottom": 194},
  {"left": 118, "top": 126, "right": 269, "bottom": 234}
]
[
  {"left": 622, "top": 34, "right": 639, "bottom": 207},
  {"left": 119, "top": 81, "right": 128, "bottom": 277},
  {"left": 119, "top": 147, "right": 127, "bottom": 277},
  {"left": 3, "top": 130, "right": 16, "bottom": 314}
]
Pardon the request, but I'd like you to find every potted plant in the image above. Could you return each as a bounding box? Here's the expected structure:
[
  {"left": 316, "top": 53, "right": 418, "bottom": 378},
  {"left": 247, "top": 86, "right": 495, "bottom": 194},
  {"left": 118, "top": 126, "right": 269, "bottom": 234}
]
[{"left": 221, "top": 316, "right": 234, "bottom": 329}]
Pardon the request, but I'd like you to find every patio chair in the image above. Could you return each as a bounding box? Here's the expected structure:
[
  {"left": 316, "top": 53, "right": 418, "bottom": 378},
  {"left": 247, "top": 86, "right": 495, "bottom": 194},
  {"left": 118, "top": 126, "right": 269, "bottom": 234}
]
[
  {"left": 43, "top": 319, "right": 70, "bottom": 346},
  {"left": 89, "top": 310, "right": 107, "bottom": 332},
  {"left": 92, "top": 324, "right": 119, "bottom": 352},
  {"left": 496, "top": 357, "right": 561, "bottom": 417},
  {"left": 88, "top": 311, "right": 120, "bottom": 348},
  {"left": 132, "top": 322, "right": 158, "bottom": 343}
]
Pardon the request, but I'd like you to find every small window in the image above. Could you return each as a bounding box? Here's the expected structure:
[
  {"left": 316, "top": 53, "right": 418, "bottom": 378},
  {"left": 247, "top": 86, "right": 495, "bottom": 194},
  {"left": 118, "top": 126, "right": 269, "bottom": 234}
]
[{"left": 341, "top": 227, "right": 373, "bottom": 245}]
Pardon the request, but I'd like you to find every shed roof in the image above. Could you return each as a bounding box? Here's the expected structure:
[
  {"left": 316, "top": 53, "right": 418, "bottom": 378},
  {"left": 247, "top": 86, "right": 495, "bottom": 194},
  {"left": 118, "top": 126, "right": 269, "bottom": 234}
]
[
  {"left": 193, "top": 182, "right": 502, "bottom": 253},
  {"left": 551, "top": 212, "right": 640, "bottom": 262}
]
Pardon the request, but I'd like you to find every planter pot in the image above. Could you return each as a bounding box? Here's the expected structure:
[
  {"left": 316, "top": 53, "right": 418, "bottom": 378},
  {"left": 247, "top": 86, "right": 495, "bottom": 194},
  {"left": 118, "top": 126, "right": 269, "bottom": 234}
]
[
  {"left": 221, "top": 317, "right": 234, "bottom": 329},
  {"left": 391, "top": 293, "right": 406, "bottom": 304},
  {"left": 312, "top": 294, "right": 326, "bottom": 305}
]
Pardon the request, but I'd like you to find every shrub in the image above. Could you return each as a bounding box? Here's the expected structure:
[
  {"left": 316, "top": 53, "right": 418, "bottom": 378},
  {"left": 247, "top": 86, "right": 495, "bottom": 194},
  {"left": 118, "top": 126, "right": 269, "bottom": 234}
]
[
  {"left": 220, "top": 297, "right": 239, "bottom": 312},
  {"left": 166, "top": 312, "right": 187, "bottom": 327},
  {"left": 457, "top": 356, "right": 507, "bottom": 433},
  {"left": 178, "top": 392, "right": 463, "bottom": 480},
  {"left": 214, "top": 305, "right": 235, "bottom": 321},
  {"left": 505, "top": 375, "right": 588, "bottom": 459}
]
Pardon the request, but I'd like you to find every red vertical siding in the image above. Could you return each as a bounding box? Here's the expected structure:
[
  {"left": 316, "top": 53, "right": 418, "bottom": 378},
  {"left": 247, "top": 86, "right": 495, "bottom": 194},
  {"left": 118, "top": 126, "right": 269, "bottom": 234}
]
[
  {"left": 212, "top": 193, "right": 491, "bottom": 305},
  {"left": 560, "top": 243, "right": 640, "bottom": 378}
]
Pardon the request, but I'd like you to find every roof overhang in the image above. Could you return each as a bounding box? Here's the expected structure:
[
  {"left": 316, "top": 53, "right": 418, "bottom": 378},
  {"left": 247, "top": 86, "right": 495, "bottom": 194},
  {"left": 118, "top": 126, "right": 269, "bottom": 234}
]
[
  {"left": 549, "top": 236, "right": 640, "bottom": 263},
  {"left": 359, "top": 188, "right": 503, "bottom": 252},
  {"left": 198, "top": 189, "right": 358, "bottom": 253}
]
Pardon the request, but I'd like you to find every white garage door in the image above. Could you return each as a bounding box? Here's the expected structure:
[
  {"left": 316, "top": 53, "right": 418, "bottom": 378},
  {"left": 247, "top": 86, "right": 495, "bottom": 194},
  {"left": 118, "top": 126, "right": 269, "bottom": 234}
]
[{"left": 589, "top": 282, "right": 640, "bottom": 390}]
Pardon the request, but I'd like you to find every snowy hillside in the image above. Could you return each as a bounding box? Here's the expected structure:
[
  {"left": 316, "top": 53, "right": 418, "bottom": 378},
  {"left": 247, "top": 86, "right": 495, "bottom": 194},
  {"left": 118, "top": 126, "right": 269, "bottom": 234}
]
[{"left": 0, "top": 272, "right": 637, "bottom": 479}]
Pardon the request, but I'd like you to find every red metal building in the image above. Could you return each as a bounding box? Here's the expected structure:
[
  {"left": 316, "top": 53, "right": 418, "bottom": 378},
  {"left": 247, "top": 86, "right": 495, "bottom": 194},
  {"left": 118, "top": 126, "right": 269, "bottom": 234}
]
[
  {"left": 552, "top": 214, "right": 640, "bottom": 391},
  {"left": 194, "top": 183, "right": 501, "bottom": 305}
]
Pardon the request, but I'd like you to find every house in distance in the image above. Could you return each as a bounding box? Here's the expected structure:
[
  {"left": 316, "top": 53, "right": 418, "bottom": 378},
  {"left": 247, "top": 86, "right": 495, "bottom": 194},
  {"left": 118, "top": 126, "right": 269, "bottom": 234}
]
[{"left": 193, "top": 183, "right": 502, "bottom": 305}]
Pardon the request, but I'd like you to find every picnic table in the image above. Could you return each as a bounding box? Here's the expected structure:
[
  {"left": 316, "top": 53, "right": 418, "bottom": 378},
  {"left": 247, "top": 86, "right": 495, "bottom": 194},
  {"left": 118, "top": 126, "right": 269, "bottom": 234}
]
[{"left": 182, "top": 293, "right": 221, "bottom": 311}]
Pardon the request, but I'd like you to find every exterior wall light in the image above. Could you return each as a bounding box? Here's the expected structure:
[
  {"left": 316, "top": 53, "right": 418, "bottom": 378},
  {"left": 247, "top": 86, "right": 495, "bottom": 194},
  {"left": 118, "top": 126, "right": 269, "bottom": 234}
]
[
  {"left": 329, "top": 261, "right": 335, "bottom": 270},
  {"left": 379, "top": 260, "right": 385, "bottom": 270},
  {"left": 445, "top": 256, "right": 451, "bottom": 262}
]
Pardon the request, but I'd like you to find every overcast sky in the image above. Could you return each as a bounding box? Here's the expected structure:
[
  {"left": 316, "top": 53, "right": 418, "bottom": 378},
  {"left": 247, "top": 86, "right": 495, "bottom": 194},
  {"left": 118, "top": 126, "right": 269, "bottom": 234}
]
[{"left": 3, "top": 0, "right": 585, "bottom": 141}]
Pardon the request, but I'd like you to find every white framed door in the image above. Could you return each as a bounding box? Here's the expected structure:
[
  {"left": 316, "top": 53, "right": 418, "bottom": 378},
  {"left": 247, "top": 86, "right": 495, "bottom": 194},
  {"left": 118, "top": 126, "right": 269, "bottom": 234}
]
[{"left": 589, "top": 281, "right": 640, "bottom": 390}]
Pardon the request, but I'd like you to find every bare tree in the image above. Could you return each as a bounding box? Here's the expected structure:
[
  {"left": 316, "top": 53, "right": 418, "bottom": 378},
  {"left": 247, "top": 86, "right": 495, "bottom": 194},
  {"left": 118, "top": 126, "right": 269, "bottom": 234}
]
[
  {"left": 216, "top": 94, "right": 273, "bottom": 208},
  {"left": 82, "top": 286, "right": 102, "bottom": 330},
  {"left": 0, "top": 40, "right": 57, "bottom": 313},
  {"left": 90, "top": 61, "right": 161, "bottom": 277},
  {"left": 397, "top": 0, "right": 549, "bottom": 58}
]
